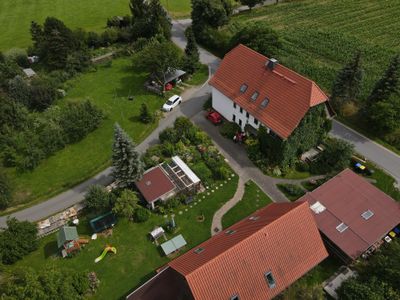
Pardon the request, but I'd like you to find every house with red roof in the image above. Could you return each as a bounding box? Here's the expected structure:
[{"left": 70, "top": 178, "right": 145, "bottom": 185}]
[
  {"left": 209, "top": 44, "right": 331, "bottom": 140},
  {"left": 135, "top": 156, "right": 201, "bottom": 209},
  {"left": 126, "top": 201, "right": 328, "bottom": 300},
  {"left": 299, "top": 169, "right": 400, "bottom": 263}
]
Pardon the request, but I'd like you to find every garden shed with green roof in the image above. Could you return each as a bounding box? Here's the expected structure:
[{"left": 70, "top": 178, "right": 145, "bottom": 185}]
[{"left": 57, "top": 226, "right": 80, "bottom": 257}]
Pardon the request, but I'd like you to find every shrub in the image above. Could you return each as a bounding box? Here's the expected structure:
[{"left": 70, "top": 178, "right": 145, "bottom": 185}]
[
  {"left": 161, "top": 142, "right": 175, "bottom": 157},
  {"left": 134, "top": 206, "right": 150, "bottom": 222},
  {"left": 159, "top": 127, "right": 180, "bottom": 144},
  {"left": 278, "top": 184, "right": 305, "bottom": 199},
  {"left": 219, "top": 121, "right": 240, "bottom": 139},
  {"left": 84, "top": 185, "right": 111, "bottom": 212},
  {"left": 164, "top": 197, "right": 181, "bottom": 209},
  {"left": 310, "top": 138, "right": 354, "bottom": 174},
  {"left": 191, "top": 162, "right": 213, "bottom": 183},
  {"left": 214, "top": 166, "right": 230, "bottom": 180},
  {"left": 0, "top": 169, "right": 12, "bottom": 210}
]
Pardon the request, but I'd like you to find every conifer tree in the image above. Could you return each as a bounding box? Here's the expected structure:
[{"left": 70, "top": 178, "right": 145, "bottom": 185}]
[
  {"left": 112, "top": 123, "right": 143, "bottom": 188},
  {"left": 183, "top": 26, "right": 200, "bottom": 74},
  {"left": 368, "top": 54, "right": 400, "bottom": 104},
  {"left": 139, "top": 103, "right": 153, "bottom": 123},
  {"left": 330, "top": 51, "right": 363, "bottom": 110}
]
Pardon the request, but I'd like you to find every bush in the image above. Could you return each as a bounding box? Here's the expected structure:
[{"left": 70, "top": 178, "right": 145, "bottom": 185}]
[
  {"left": 191, "top": 162, "right": 213, "bottom": 183},
  {"left": 0, "top": 218, "right": 38, "bottom": 264},
  {"left": 134, "top": 206, "right": 150, "bottom": 222},
  {"left": 164, "top": 197, "right": 181, "bottom": 209},
  {"left": 159, "top": 127, "right": 180, "bottom": 144},
  {"left": 84, "top": 185, "right": 111, "bottom": 212},
  {"left": 310, "top": 138, "right": 353, "bottom": 174},
  {"left": 0, "top": 169, "right": 12, "bottom": 210},
  {"left": 219, "top": 121, "right": 240, "bottom": 139},
  {"left": 278, "top": 184, "right": 305, "bottom": 199},
  {"left": 214, "top": 166, "right": 230, "bottom": 180}
]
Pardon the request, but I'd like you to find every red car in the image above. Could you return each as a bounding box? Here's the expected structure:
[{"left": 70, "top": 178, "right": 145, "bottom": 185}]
[{"left": 206, "top": 111, "right": 223, "bottom": 125}]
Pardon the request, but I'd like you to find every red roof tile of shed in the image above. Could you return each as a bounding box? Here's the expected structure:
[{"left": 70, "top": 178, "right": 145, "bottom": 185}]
[
  {"left": 168, "top": 202, "right": 328, "bottom": 300},
  {"left": 135, "top": 166, "right": 175, "bottom": 203},
  {"left": 209, "top": 44, "right": 328, "bottom": 139},
  {"left": 299, "top": 169, "right": 400, "bottom": 260}
]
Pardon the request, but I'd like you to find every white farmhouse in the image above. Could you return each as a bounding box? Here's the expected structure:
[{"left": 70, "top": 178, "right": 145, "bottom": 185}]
[{"left": 209, "top": 44, "right": 331, "bottom": 140}]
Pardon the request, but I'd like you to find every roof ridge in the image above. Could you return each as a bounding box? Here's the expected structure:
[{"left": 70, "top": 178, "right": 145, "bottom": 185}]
[{"left": 183, "top": 202, "right": 305, "bottom": 277}]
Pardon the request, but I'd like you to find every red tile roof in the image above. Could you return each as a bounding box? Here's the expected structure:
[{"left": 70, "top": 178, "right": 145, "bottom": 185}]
[
  {"left": 299, "top": 169, "right": 400, "bottom": 260},
  {"left": 209, "top": 44, "right": 328, "bottom": 139},
  {"left": 168, "top": 202, "right": 328, "bottom": 300},
  {"left": 135, "top": 166, "right": 175, "bottom": 203}
]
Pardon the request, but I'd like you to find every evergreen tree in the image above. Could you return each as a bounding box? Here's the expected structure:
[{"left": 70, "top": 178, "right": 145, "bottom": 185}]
[
  {"left": 148, "top": 0, "right": 172, "bottom": 40},
  {"left": 331, "top": 51, "right": 363, "bottom": 110},
  {"left": 139, "top": 103, "right": 153, "bottom": 123},
  {"left": 368, "top": 54, "right": 400, "bottom": 104},
  {"left": 0, "top": 169, "right": 12, "bottom": 210},
  {"left": 183, "top": 26, "right": 200, "bottom": 74},
  {"left": 369, "top": 94, "right": 400, "bottom": 133},
  {"left": 112, "top": 123, "right": 143, "bottom": 188}
]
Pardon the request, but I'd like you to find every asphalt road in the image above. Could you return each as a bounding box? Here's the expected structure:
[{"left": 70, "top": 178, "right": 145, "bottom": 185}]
[
  {"left": 2, "top": 17, "right": 400, "bottom": 227},
  {"left": 330, "top": 120, "right": 400, "bottom": 185}
]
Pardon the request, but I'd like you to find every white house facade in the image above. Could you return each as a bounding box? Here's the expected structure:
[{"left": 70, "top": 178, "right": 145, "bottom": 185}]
[{"left": 211, "top": 87, "right": 264, "bottom": 132}]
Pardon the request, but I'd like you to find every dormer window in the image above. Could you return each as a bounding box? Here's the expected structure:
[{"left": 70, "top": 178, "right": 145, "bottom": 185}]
[
  {"left": 240, "top": 84, "right": 248, "bottom": 93},
  {"left": 251, "top": 91, "right": 259, "bottom": 101},
  {"left": 260, "top": 97, "right": 270, "bottom": 108},
  {"left": 264, "top": 271, "right": 276, "bottom": 288}
]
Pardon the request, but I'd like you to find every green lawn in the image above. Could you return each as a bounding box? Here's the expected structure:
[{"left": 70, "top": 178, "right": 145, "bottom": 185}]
[
  {"left": 160, "top": 0, "right": 192, "bottom": 19},
  {"left": 6, "top": 175, "right": 238, "bottom": 299},
  {"left": 6, "top": 58, "right": 208, "bottom": 213},
  {"left": 222, "top": 180, "right": 272, "bottom": 229},
  {"left": 0, "top": 0, "right": 131, "bottom": 52}
]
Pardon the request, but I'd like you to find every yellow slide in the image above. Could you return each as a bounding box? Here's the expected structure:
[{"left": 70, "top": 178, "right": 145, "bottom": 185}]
[{"left": 94, "top": 246, "right": 117, "bottom": 263}]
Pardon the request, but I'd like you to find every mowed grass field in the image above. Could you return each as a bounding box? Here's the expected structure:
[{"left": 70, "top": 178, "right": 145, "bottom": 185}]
[
  {"left": 230, "top": 0, "right": 400, "bottom": 98},
  {"left": 7, "top": 58, "right": 165, "bottom": 211},
  {"left": 160, "top": 0, "right": 192, "bottom": 18},
  {"left": 6, "top": 58, "right": 208, "bottom": 212},
  {"left": 0, "top": 0, "right": 131, "bottom": 51}
]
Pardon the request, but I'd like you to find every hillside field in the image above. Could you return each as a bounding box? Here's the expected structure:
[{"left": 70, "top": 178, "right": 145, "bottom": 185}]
[{"left": 0, "top": 0, "right": 131, "bottom": 51}]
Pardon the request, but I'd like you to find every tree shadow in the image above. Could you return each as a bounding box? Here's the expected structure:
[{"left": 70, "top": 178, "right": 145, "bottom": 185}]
[{"left": 44, "top": 241, "right": 58, "bottom": 259}]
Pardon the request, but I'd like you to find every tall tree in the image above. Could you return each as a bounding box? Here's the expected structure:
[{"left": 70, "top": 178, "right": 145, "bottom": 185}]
[
  {"left": 112, "top": 123, "right": 143, "bottom": 188},
  {"left": 230, "top": 22, "right": 282, "bottom": 58},
  {"left": 369, "top": 94, "right": 400, "bottom": 133},
  {"left": 183, "top": 26, "right": 200, "bottom": 74},
  {"left": 130, "top": 0, "right": 171, "bottom": 40},
  {"left": 84, "top": 185, "right": 111, "bottom": 212},
  {"left": 0, "top": 218, "right": 38, "bottom": 264},
  {"left": 0, "top": 169, "right": 12, "bottom": 210},
  {"left": 367, "top": 54, "right": 400, "bottom": 104},
  {"left": 112, "top": 189, "right": 139, "bottom": 219},
  {"left": 136, "top": 40, "right": 182, "bottom": 88},
  {"left": 331, "top": 51, "right": 363, "bottom": 110},
  {"left": 191, "top": 0, "right": 232, "bottom": 32}
]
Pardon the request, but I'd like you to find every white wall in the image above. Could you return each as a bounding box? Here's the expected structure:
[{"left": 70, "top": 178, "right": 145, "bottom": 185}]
[{"left": 212, "top": 87, "right": 263, "bottom": 131}]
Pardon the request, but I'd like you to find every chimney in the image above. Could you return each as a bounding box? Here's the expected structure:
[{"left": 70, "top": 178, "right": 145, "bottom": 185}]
[{"left": 266, "top": 58, "right": 278, "bottom": 70}]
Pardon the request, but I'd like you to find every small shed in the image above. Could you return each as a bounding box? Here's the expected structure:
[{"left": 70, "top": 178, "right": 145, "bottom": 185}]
[
  {"left": 90, "top": 212, "right": 117, "bottom": 233},
  {"left": 160, "top": 234, "right": 187, "bottom": 256},
  {"left": 57, "top": 226, "right": 80, "bottom": 257},
  {"left": 22, "top": 68, "right": 37, "bottom": 78},
  {"left": 149, "top": 227, "right": 167, "bottom": 245}
]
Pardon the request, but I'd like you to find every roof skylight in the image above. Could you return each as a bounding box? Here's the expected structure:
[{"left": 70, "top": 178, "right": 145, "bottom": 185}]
[
  {"left": 336, "top": 223, "right": 348, "bottom": 233},
  {"left": 194, "top": 247, "right": 204, "bottom": 254},
  {"left": 240, "top": 84, "right": 248, "bottom": 93},
  {"left": 251, "top": 91, "right": 259, "bottom": 101},
  {"left": 310, "top": 201, "right": 326, "bottom": 214},
  {"left": 225, "top": 229, "right": 236, "bottom": 235},
  {"left": 249, "top": 216, "right": 260, "bottom": 221},
  {"left": 361, "top": 210, "right": 374, "bottom": 220},
  {"left": 260, "top": 98, "right": 270, "bottom": 108}
]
